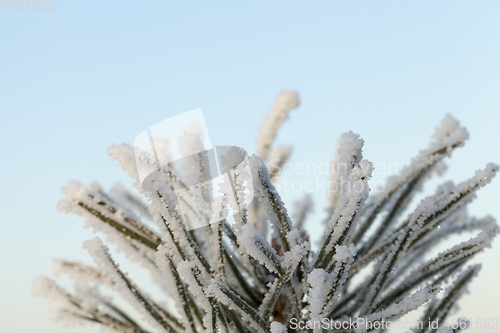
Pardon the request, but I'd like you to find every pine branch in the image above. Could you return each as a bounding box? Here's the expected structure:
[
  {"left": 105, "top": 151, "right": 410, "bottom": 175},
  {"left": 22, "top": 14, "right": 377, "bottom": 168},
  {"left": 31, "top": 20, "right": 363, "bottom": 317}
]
[{"left": 38, "top": 96, "right": 498, "bottom": 333}]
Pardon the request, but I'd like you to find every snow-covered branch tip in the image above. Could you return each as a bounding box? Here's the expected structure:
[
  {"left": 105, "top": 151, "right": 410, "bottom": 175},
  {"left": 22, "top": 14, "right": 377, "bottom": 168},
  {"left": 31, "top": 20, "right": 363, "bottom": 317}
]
[{"left": 36, "top": 92, "right": 498, "bottom": 333}]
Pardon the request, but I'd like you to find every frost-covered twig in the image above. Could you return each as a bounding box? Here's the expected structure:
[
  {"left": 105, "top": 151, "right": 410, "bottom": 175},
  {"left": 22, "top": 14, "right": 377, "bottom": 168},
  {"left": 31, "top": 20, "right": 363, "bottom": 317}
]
[
  {"left": 36, "top": 93, "right": 498, "bottom": 333},
  {"left": 256, "top": 91, "right": 299, "bottom": 161}
]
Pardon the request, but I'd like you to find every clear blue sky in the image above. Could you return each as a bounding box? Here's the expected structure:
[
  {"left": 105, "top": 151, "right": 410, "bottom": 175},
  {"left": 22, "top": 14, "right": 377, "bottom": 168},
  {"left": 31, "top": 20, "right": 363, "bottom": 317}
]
[{"left": 1, "top": 1, "right": 500, "bottom": 332}]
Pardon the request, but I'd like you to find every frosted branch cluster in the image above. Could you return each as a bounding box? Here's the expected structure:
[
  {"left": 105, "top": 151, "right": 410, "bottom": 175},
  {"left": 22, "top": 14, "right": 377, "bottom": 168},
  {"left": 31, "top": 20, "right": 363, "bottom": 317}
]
[{"left": 36, "top": 92, "right": 498, "bottom": 333}]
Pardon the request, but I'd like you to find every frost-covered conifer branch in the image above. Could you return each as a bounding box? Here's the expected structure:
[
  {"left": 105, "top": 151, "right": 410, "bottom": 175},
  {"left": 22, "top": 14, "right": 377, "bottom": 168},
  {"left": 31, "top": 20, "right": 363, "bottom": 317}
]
[
  {"left": 250, "top": 156, "right": 295, "bottom": 253},
  {"left": 268, "top": 145, "right": 293, "bottom": 183},
  {"left": 356, "top": 285, "right": 442, "bottom": 333},
  {"left": 416, "top": 265, "right": 481, "bottom": 333},
  {"left": 353, "top": 115, "right": 469, "bottom": 250},
  {"left": 314, "top": 133, "right": 372, "bottom": 269},
  {"left": 373, "top": 231, "right": 490, "bottom": 312},
  {"left": 84, "top": 238, "right": 178, "bottom": 333},
  {"left": 37, "top": 92, "right": 498, "bottom": 333},
  {"left": 358, "top": 163, "right": 497, "bottom": 315},
  {"left": 33, "top": 276, "right": 153, "bottom": 332},
  {"left": 259, "top": 241, "right": 309, "bottom": 320},
  {"left": 256, "top": 91, "right": 299, "bottom": 161}
]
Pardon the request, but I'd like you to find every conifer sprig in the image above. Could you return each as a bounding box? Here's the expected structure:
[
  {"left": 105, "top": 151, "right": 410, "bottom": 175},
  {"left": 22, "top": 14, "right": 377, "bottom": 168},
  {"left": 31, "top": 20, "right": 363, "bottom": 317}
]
[{"left": 36, "top": 92, "right": 498, "bottom": 333}]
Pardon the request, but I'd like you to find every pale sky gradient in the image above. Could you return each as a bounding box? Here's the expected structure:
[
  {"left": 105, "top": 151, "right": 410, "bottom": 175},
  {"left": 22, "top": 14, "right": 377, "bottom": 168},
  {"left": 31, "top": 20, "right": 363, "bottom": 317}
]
[{"left": 1, "top": 1, "right": 500, "bottom": 332}]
